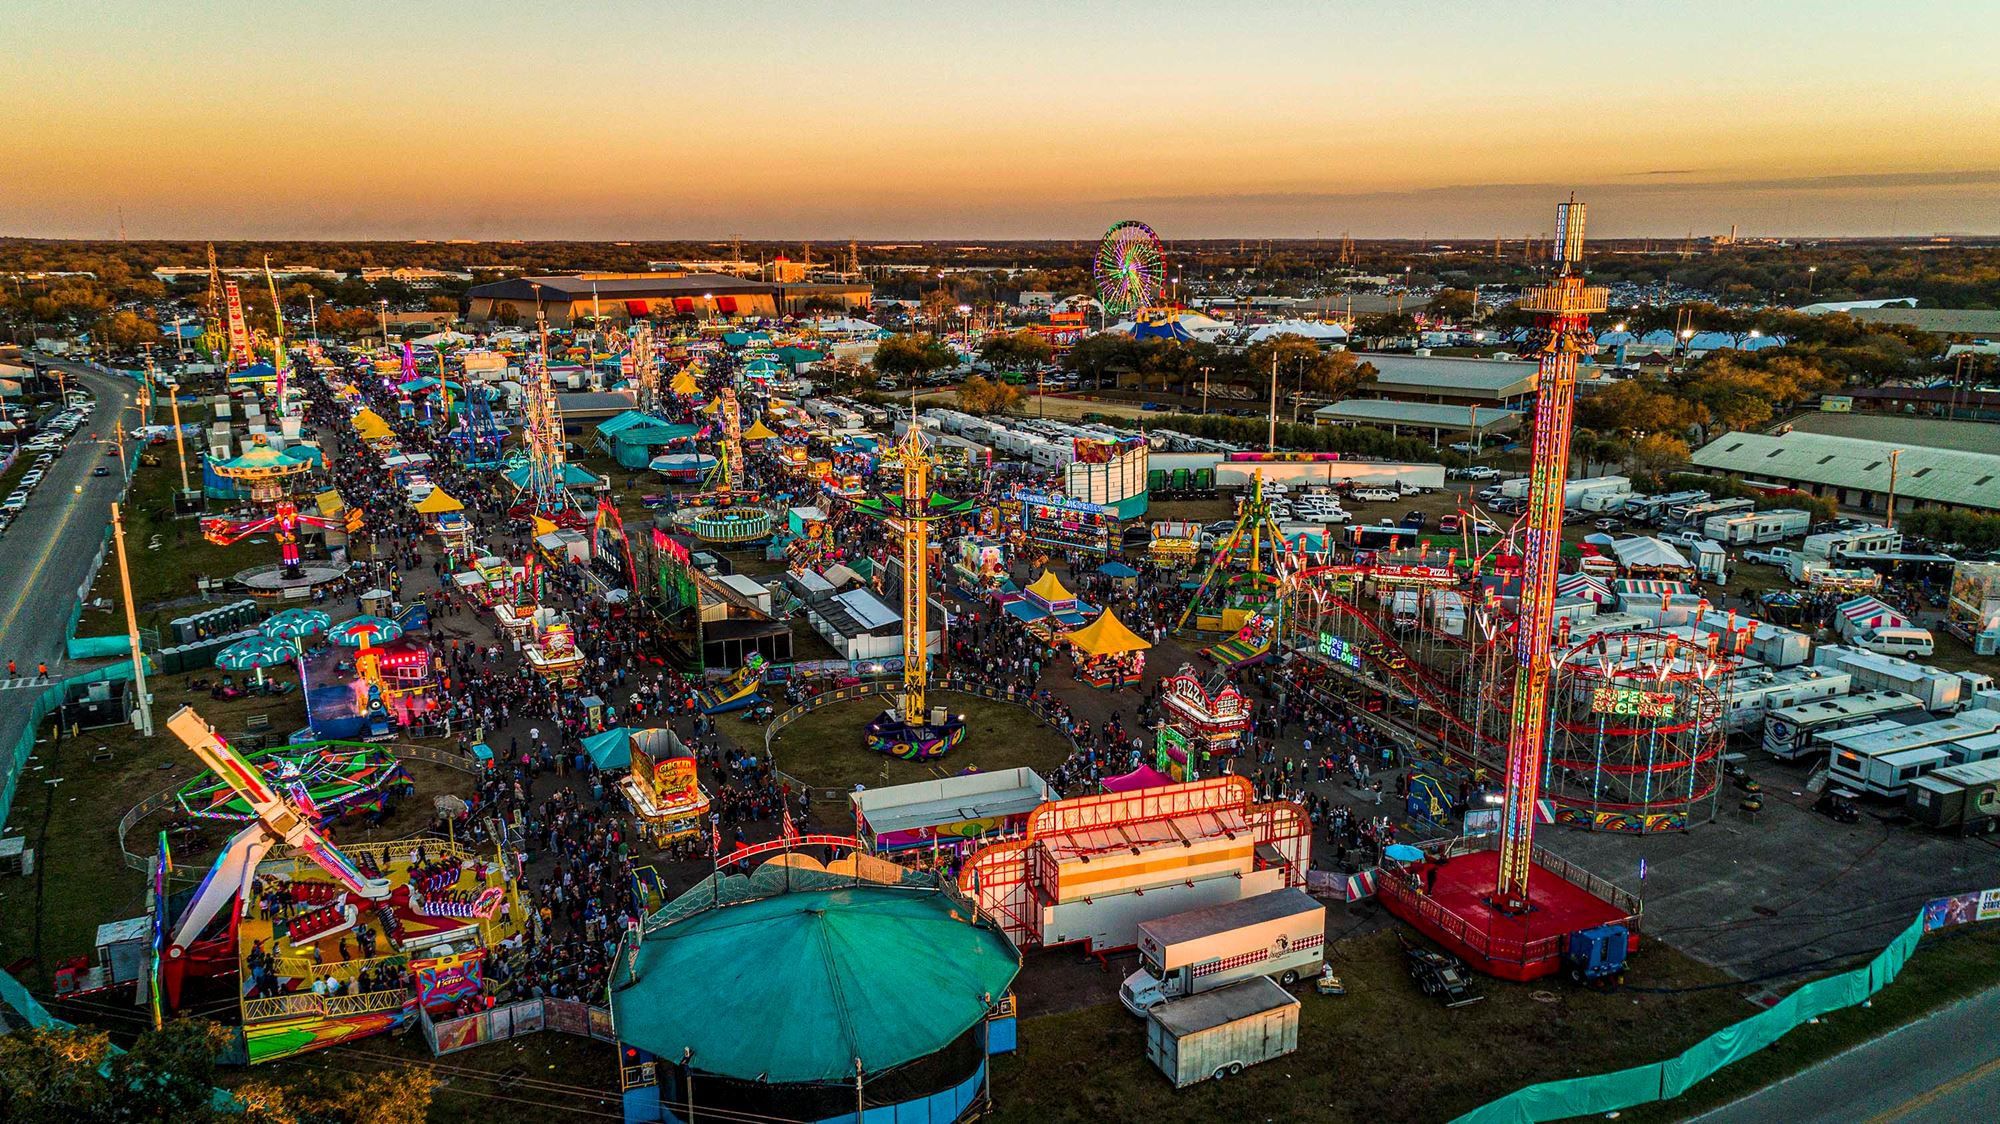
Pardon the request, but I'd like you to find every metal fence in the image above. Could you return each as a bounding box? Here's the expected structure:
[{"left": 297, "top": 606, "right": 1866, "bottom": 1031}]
[{"left": 418, "top": 996, "right": 614, "bottom": 1057}]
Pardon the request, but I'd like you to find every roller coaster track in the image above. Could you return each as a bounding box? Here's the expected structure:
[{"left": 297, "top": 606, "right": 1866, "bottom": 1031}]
[{"left": 1288, "top": 584, "right": 1501, "bottom": 752}]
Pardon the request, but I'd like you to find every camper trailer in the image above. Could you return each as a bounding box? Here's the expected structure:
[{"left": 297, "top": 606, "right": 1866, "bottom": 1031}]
[
  {"left": 1812, "top": 644, "right": 1957, "bottom": 708},
  {"left": 1823, "top": 711, "right": 2000, "bottom": 798},
  {"left": 1703, "top": 509, "right": 1811, "bottom": 546},
  {"left": 1804, "top": 526, "right": 1903, "bottom": 563},
  {"left": 1762, "top": 690, "right": 1928, "bottom": 761},
  {"left": 1904, "top": 758, "right": 2000, "bottom": 835}
]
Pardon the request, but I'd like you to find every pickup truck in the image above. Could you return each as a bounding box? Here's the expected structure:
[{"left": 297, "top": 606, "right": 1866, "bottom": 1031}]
[{"left": 1744, "top": 546, "right": 1797, "bottom": 568}]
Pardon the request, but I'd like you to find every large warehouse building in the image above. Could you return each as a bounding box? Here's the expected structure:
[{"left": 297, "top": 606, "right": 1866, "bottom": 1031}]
[
  {"left": 1691, "top": 430, "right": 2000, "bottom": 515},
  {"left": 466, "top": 273, "right": 870, "bottom": 326},
  {"left": 1352, "top": 354, "right": 1609, "bottom": 408}
]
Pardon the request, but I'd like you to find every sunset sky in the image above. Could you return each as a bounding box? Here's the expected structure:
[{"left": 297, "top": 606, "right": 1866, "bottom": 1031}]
[{"left": 4, "top": 0, "right": 1997, "bottom": 240}]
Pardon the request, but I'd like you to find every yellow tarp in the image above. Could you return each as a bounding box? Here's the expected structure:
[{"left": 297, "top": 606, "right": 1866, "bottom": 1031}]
[
  {"left": 314, "top": 489, "right": 346, "bottom": 518},
  {"left": 1024, "top": 570, "right": 1075, "bottom": 605},
  {"left": 742, "top": 419, "right": 778, "bottom": 441},
  {"left": 1066, "top": 610, "right": 1151, "bottom": 657},
  {"left": 353, "top": 409, "right": 393, "bottom": 441},
  {"left": 670, "top": 371, "right": 700, "bottom": 396},
  {"left": 415, "top": 488, "right": 463, "bottom": 514},
  {"left": 699, "top": 398, "right": 721, "bottom": 414}
]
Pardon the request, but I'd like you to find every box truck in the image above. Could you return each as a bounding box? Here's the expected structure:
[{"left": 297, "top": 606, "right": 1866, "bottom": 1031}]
[{"left": 1120, "top": 889, "right": 1325, "bottom": 1016}]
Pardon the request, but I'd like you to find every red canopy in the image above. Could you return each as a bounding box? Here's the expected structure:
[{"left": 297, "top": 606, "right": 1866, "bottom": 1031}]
[{"left": 1103, "top": 765, "right": 1175, "bottom": 793}]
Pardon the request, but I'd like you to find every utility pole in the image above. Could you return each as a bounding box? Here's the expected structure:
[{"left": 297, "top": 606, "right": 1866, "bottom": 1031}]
[
  {"left": 169, "top": 386, "right": 191, "bottom": 493},
  {"left": 1885, "top": 448, "right": 1903, "bottom": 528},
  {"left": 112, "top": 503, "right": 154, "bottom": 737},
  {"left": 1267, "top": 353, "right": 1279, "bottom": 451},
  {"left": 1200, "top": 365, "right": 1213, "bottom": 415}
]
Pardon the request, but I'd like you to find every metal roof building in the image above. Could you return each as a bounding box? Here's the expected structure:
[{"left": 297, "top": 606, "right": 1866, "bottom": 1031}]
[
  {"left": 1313, "top": 398, "right": 1522, "bottom": 442},
  {"left": 1691, "top": 430, "right": 2000, "bottom": 514}
]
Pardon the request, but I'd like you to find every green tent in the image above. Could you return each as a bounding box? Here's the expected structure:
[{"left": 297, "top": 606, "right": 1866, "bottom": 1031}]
[
  {"left": 612, "top": 883, "right": 1019, "bottom": 1082},
  {"left": 581, "top": 727, "right": 634, "bottom": 769}
]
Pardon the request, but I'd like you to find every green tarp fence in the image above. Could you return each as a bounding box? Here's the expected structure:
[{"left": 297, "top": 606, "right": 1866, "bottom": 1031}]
[
  {"left": 0, "top": 661, "right": 146, "bottom": 838},
  {"left": 1451, "top": 912, "right": 1929, "bottom": 1124}
]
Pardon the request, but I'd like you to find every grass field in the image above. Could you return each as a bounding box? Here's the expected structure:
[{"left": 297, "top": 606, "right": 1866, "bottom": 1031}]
[
  {"left": 751, "top": 691, "right": 1073, "bottom": 806},
  {"left": 82, "top": 446, "right": 281, "bottom": 639},
  {"left": 989, "top": 926, "right": 1748, "bottom": 1124}
]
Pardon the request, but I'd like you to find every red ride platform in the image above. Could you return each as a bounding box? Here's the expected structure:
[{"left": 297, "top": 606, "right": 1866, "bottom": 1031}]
[{"left": 1378, "top": 847, "right": 1637, "bottom": 982}]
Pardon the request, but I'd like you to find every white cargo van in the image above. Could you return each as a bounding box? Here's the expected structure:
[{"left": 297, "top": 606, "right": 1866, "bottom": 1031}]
[{"left": 1120, "top": 890, "right": 1325, "bottom": 1016}]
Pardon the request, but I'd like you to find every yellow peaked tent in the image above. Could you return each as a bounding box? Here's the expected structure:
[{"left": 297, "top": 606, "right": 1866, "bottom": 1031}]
[
  {"left": 415, "top": 488, "right": 464, "bottom": 514},
  {"left": 742, "top": 419, "right": 778, "bottom": 441},
  {"left": 1066, "top": 610, "right": 1151, "bottom": 657},
  {"left": 670, "top": 371, "right": 700, "bottom": 396},
  {"left": 1024, "top": 570, "right": 1075, "bottom": 605},
  {"left": 353, "top": 409, "right": 393, "bottom": 441}
]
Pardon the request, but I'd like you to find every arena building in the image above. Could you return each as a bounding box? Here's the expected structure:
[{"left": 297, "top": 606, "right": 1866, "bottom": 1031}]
[{"left": 466, "top": 273, "right": 870, "bottom": 326}]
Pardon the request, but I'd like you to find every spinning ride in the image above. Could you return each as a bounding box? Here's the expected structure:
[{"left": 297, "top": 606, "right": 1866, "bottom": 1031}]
[
  {"left": 1179, "top": 474, "right": 1295, "bottom": 639},
  {"left": 1094, "top": 220, "right": 1168, "bottom": 315},
  {"left": 674, "top": 387, "right": 776, "bottom": 545},
  {"left": 158, "top": 707, "right": 524, "bottom": 1063},
  {"left": 1546, "top": 630, "right": 1726, "bottom": 832},
  {"left": 176, "top": 741, "right": 413, "bottom": 826},
  {"left": 853, "top": 419, "right": 979, "bottom": 759},
  {"left": 203, "top": 435, "right": 357, "bottom": 597}
]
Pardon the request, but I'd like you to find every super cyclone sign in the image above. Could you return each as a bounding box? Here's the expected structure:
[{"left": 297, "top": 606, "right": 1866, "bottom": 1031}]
[{"left": 1591, "top": 686, "right": 1677, "bottom": 720}]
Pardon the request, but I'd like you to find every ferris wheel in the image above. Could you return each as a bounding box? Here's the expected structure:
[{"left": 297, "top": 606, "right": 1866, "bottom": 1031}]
[{"left": 1094, "top": 220, "right": 1168, "bottom": 315}]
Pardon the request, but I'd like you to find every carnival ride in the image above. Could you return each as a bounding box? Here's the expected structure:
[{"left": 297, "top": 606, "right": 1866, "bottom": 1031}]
[
  {"left": 510, "top": 321, "right": 587, "bottom": 528},
  {"left": 695, "top": 652, "right": 768, "bottom": 715},
  {"left": 158, "top": 707, "right": 522, "bottom": 1062},
  {"left": 176, "top": 741, "right": 413, "bottom": 826},
  {"left": 674, "top": 387, "right": 777, "bottom": 546},
  {"left": 1094, "top": 220, "right": 1169, "bottom": 316},
  {"left": 203, "top": 434, "right": 358, "bottom": 597},
  {"left": 1351, "top": 199, "right": 1638, "bottom": 981},
  {"left": 1157, "top": 663, "right": 1254, "bottom": 756},
  {"left": 1179, "top": 474, "right": 1297, "bottom": 639},
  {"left": 1544, "top": 630, "right": 1726, "bottom": 832},
  {"left": 853, "top": 419, "right": 980, "bottom": 760}
]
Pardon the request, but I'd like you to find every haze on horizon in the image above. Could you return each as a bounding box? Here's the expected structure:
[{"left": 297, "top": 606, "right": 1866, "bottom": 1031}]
[{"left": 5, "top": 0, "right": 1998, "bottom": 242}]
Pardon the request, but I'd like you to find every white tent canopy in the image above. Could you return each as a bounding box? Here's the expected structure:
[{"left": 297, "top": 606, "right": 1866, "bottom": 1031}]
[{"left": 1240, "top": 319, "right": 1350, "bottom": 344}]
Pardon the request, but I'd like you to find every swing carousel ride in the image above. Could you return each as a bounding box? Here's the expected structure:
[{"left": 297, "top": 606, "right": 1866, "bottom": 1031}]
[{"left": 852, "top": 418, "right": 979, "bottom": 759}]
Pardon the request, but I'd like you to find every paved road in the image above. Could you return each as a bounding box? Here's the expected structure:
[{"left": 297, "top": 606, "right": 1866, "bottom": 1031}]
[
  {"left": 1695, "top": 984, "right": 2000, "bottom": 1123},
  {"left": 0, "top": 363, "right": 139, "bottom": 753}
]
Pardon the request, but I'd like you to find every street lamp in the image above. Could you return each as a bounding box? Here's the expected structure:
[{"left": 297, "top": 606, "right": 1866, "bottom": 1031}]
[
  {"left": 377, "top": 299, "right": 390, "bottom": 347},
  {"left": 1806, "top": 266, "right": 1818, "bottom": 298}
]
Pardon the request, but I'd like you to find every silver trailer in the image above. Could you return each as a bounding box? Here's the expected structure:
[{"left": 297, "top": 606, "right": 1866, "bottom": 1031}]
[{"left": 1145, "top": 976, "right": 1301, "bottom": 1088}]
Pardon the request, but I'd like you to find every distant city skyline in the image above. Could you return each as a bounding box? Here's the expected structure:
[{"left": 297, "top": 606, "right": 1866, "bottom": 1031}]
[{"left": 4, "top": 1, "right": 1997, "bottom": 240}]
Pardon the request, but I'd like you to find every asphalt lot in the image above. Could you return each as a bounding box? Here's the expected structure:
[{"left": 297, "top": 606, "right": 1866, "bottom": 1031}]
[
  {"left": 0, "top": 364, "right": 139, "bottom": 754},
  {"left": 1696, "top": 984, "right": 2000, "bottom": 1123},
  {"left": 1544, "top": 752, "right": 2000, "bottom": 979}
]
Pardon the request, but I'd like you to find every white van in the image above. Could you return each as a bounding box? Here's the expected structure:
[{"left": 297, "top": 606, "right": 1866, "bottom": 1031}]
[{"left": 1856, "top": 627, "right": 1936, "bottom": 659}]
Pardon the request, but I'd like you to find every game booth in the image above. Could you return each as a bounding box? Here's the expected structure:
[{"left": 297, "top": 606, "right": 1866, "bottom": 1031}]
[
  {"left": 1159, "top": 663, "right": 1254, "bottom": 757},
  {"left": 1063, "top": 609, "right": 1151, "bottom": 689},
  {"left": 850, "top": 767, "right": 1057, "bottom": 857},
  {"left": 1018, "top": 490, "right": 1114, "bottom": 556},
  {"left": 605, "top": 727, "right": 713, "bottom": 845},
  {"left": 1002, "top": 570, "right": 1097, "bottom": 641},
  {"left": 303, "top": 637, "right": 441, "bottom": 740},
  {"left": 524, "top": 609, "right": 586, "bottom": 687}
]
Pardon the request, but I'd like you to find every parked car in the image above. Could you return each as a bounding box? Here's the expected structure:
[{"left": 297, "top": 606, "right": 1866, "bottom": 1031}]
[
  {"left": 92, "top": 466, "right": 110, "bottom": 477},
  {"left": 1592, "top": 517, "right": 1623, "bottom": 532},
  {"left": 1438, "top": 515, "right": 1460, "bottom": 534}
]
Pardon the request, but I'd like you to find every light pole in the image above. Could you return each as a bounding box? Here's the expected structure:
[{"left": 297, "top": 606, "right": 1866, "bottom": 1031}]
[
  {"left": 377, "top": 299, "right": 390, "bottom": 347},
  {"left": 1200, "top": 365, "right": 1213, "bottom": 415},
  {"left": 112, "top": 502, "right": 154, "bottom": 737},
  {"left": 1805, "top": 266, "right": 1818, "bottom": 298}
]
